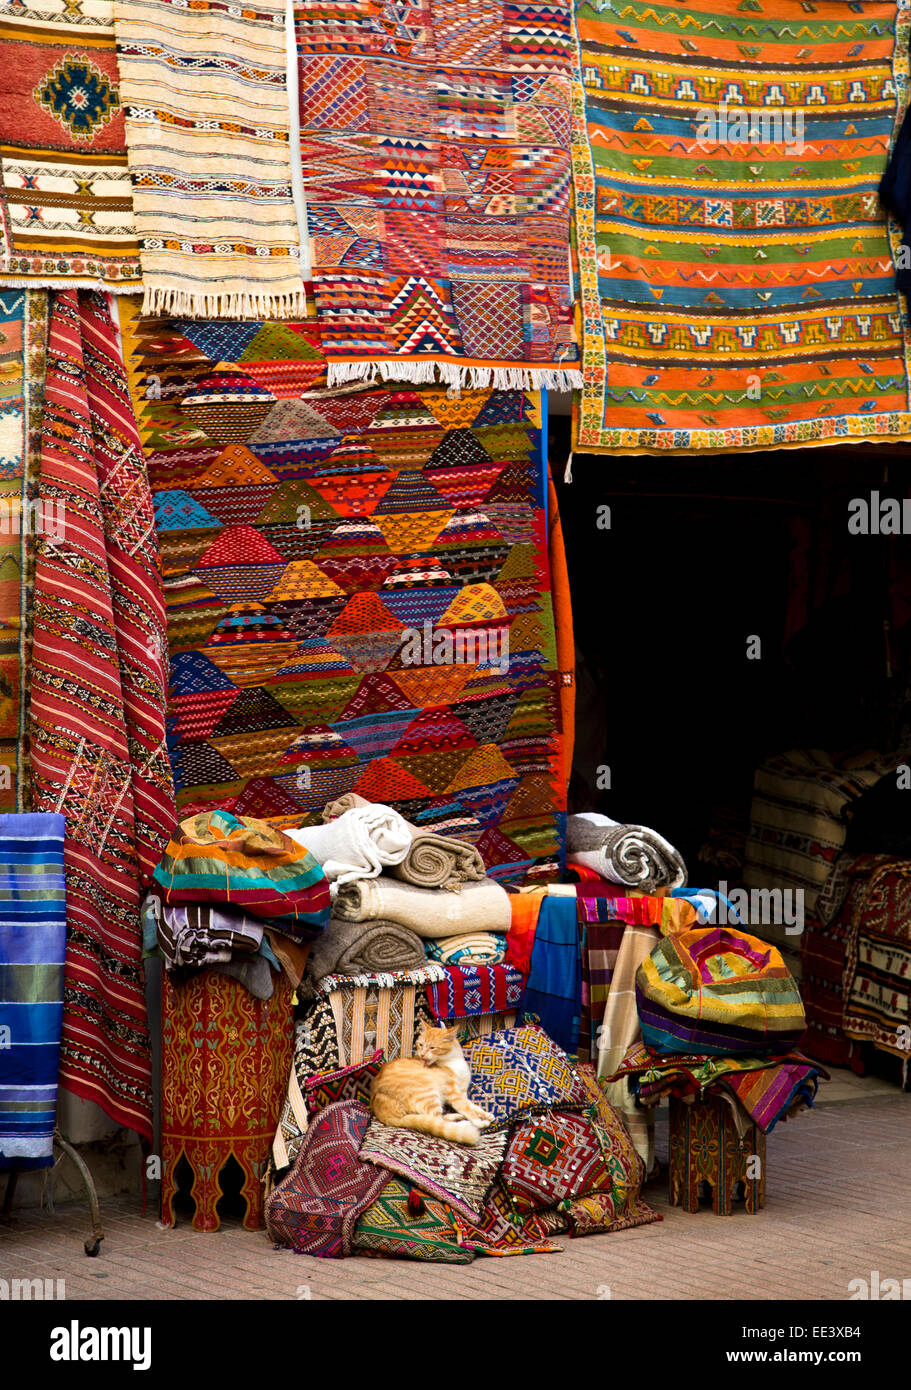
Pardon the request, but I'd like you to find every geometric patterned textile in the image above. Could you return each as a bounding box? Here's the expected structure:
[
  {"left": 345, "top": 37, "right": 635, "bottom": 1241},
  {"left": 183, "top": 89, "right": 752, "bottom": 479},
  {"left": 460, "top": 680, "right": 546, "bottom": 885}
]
[
  {"left": 303, "top": 1050, "right": 385, "bottom": 1118},
  {"left": 454, "top": 1178, "right": 562, "bottom": 1257},
  {"left": 161, "top": 969, "right": 295, "bottom": 1231},
  {"left": 842, "top": 858, "right": 911, "bottom": 1063},
  {"left": 0, "top": 812, "right": 66, "bottom": 1170},
  {"left": 500, "top": 1108, "right": 613, "bottom": 1216},
  {"left": 29, "top": 290, "right": 175, "bottom": 1141},
  {"left": 294, "top": 0, "right": 581, "bottom": 391},
  {"left": 425, "top": 963, "right": 524, "bottom": 1021},
  {"left": 0, "top": 289, "right": 46, "bottom": 812},
  {"left": 114, "top": 0, "right": 305, "bottom": 319},
  {"left": 636, "top": 927, "right": 806, "bottom": 1058},
  {"left": 359, "top": 1115, "right": 508, "bottom": 1222},
  {"left": 118, "top": 296, "right": 564, "bottom": 885},
  {"left": 265, "top": 1099, "right": 391, "bottom": 1256},
  {"left": 353, "top": 1177, "right": 475, "bottom": 1263},
  {"left": 571, "top": 0, "right": 911, "bottom": 454},
  {"left": 0, "top": 2, "right": 141, "bottom": 292},
  {"left": 571, "top": 1063, "right": 659, "bottom": 1233},
  {"left": 463, "top": 1022, "right": 590, "bottom": 1131}
]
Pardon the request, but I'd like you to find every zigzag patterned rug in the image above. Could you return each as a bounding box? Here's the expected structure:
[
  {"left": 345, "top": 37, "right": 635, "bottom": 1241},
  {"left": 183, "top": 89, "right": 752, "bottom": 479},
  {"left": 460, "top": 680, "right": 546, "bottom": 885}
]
[
  {"left": 119, "top": 298, "right": 564, "bottom": 884},
  {"left": 571, "top": 0, "right": 911, "bottom": 454}
]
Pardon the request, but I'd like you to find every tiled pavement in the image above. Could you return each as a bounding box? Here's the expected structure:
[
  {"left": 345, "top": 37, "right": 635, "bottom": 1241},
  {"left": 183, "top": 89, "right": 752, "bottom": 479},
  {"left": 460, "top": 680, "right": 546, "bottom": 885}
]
[{"left": 2, "top": 1084, "right": 909, "bottom": 1301}]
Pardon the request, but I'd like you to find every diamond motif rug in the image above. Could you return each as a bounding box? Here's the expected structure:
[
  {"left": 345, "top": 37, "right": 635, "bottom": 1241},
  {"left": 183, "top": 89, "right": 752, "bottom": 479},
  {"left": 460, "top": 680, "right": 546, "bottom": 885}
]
[
  {"left": 119, "top": 295, "right": 564, "bottom": 885},
  {"left": 0, "top": 3, "right": 141, "bottom": 292},
  {"left": 295, "top": 0, "right": 581, "bottom": 390},
  {"left": 571, "top": 0, "right": 911, "bottom": 454}
]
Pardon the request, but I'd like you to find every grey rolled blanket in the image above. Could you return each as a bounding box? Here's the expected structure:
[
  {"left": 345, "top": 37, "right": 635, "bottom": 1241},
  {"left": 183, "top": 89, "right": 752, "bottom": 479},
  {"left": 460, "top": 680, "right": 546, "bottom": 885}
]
[
  {"left": 567, "top": 812, "right": 687, "bottom": 891},
  {"left": 306, "top": 916, "right": 427, "bottom": 982}
]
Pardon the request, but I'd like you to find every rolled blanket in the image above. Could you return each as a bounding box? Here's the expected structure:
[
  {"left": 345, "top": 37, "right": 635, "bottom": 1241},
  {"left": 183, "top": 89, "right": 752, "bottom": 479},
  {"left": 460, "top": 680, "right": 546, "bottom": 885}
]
[
  {"left": 425, "top": 934, "right": 507, "bottom": 966},
  {"left": 322, "top": 792, "right": 485, "bottom": 890},
  {"left": 307, "top": 917, "right": 426, "bottom": 982},
  {"left": 334, "top": 877, "right": 511, "bottom": 937},
  {"left": 567, "top": 812, "right": 687, "bottom": 891},
  {"left": 286, "top": 805, "right": 411, "bottom": 891}
]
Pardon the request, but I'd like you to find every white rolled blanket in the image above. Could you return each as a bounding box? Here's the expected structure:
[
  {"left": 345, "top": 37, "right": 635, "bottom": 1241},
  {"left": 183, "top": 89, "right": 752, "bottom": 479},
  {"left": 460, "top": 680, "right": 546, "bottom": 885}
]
[
  {"left": 333, "top": 876, "right": 511, "bottom": 937},
  {"left": 567, "top": 812, "right": 687, "bottom": 891},
  {"left": 285, "top": 805, "right": 411, "bottom": 893}
]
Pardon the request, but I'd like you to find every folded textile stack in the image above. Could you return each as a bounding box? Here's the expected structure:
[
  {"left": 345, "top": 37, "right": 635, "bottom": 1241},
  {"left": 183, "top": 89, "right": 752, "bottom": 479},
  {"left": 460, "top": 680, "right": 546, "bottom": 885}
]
[
  {"left": 149, "top": 809, "right": 331, "bottom": 998},
  {"left": 425, "top": 934, "right": 507, "bottom": 966},
  {"left": 266, "top": 1024, "right": 660, "bottom": 1261},
  {"left": 323, "top": 794, "right": 486, "bottom": 892},
  {"left": 567, "top": 813, "right": 688, "bottom": 892}
]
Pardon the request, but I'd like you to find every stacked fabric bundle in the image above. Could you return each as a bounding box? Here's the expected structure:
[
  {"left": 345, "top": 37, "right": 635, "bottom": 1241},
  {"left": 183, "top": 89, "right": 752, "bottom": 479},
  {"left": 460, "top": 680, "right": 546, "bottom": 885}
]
[
  {"left": 611, "top": 924, "right": 827, "bottom": 1137},
  {"left": 265, "top": 1024, "right": 660, "bottom": 1261},
  {"left": 148, "top": 809, "right": 331, "bottom": 998}
]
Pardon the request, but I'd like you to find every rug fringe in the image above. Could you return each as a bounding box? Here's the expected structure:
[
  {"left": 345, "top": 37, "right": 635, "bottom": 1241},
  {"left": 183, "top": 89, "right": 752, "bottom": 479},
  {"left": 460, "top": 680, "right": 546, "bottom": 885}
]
[
  {"left": 140, "top": 284, "right": 309, "bottom": 320},
  {"left": 326, "top": 359, "right": 583, "bottom": 392}
]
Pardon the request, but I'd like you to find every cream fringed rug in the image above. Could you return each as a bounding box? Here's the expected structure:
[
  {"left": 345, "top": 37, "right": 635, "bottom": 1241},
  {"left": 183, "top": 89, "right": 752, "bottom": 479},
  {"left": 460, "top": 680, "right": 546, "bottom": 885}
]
[{"left": 113, "top": 0, "right": 305, "bottom": 318}]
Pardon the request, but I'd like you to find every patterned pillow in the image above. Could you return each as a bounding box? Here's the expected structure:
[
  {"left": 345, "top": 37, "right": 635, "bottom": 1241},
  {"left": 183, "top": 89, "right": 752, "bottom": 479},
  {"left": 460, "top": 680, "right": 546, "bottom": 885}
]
[
  {"left": 560, "top": 1190, "right": 662, "bottom": 1237},
  {"left": 352, "top": 1178, "right": 472, "bottom": 1264},
  {"left": 500, "top": 1109, "right": 613, "bottom": 1216},
  {"left": 304, "top": 1050, "right": 384, "bottom": 1117},
  {"left": 359, "top": 1117, "right": 508, "bottom": 1222},
  {"left": 464, "top": 1023, "right": 590, "bottom": 1131}
]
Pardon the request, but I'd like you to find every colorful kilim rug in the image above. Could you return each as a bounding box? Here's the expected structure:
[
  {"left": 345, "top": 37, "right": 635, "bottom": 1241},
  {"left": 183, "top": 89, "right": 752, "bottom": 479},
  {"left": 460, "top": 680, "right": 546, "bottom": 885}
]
[
  {"left": 842, "top": 857, "right": 911, "bottom": 1063},
  {"left": 0, "top": 3, "right": 141, "bottom": 293},
  {"left": 571, "top": 0, "right": 911, "bottom": 454},
  {"left": 426, "top": 963, "right": 525, "bottom": 1021},
  {"left": 0, "top": 811, "right": 66, "bottom": 1170},
  {"left": 29, "top": 289, "right": 175, "bottom": 1140},
  {"left": 119, "top": 297, "right": 564, "bottom": 885},
  {"left": 294, "top": 0, "right": 581, "bottom": 391},
  {"left": 0, "top": 290, "right": 47, "bottom": 813},
  {"left": 113, "top": 0, "right": 305, "bottom": 319}
]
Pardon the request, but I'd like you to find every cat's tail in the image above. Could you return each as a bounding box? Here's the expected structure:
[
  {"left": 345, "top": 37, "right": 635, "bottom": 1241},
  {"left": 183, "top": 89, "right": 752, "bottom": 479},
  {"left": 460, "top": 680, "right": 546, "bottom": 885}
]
[{"left": 395, "top": 1115, "right": 479, "bottom": 1145}]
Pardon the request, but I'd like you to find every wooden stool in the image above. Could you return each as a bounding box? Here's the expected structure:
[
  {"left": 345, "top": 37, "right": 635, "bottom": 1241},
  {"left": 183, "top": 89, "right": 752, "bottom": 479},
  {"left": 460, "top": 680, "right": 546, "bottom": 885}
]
[
  {"left": 161, "top": 970, "right": 294, "bottom": 1232},
  {"left": 668, "top": 1094, "right": 766, "bottom": 1214}
]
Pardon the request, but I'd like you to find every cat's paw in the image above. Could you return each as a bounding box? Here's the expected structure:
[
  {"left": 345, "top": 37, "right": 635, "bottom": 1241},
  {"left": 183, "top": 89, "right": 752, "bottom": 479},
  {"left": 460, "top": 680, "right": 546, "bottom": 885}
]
[{"left": 471, "top": 1109, "right": 494, "bottom": 1127}]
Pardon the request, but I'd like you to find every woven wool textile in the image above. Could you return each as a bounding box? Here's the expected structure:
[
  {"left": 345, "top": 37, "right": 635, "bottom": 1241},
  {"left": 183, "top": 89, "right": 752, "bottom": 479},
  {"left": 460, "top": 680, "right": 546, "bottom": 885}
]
[
  {"left": 572, "top": 1064, "right": 660, "bottom": 1232},
  {"left": 119, "top": 298, "right": 564, "bottom": 886},
  {"left": 426, "top": 962, "right": 524, "bottom": 1020},
  {"left": 266, "top": 1098, "right": 390, "bottom": 1255},
  {"left": 294, "top": 0, "right": 581, "bottom": 391},
  {"left": 360, "top": 1115, "right": 508, "bottom": 1222},
  {"left": 162, "top": 969, "right": 294, "bottom": 1230},
  {"left": 353, "top": 1176, "right": 474, "bottom": 1262},
  {"left": 0, "top": 2, "right": 140, "bottom": 292},
  {"left": 842, "top": 858, "right": 911, "bottom": 1062},
  {"left": 0, "top": 812, "right": 66, "bottom": 1169},
  {"left": 0, "top": 290, "right": 47, "bottom": 812},
  {"left": 501, "top": 1108, "right": 613, "bottom": 1215},
  {"left": 113, "top": 0, "right": 305, "bottom": 318},
  {"left": 464, "top": 1021, "right": 590, "bottom": 1130},
  {"left": 571, "top": 0, "right": 911, "bottom": 454},
  {"left": 518, "top": 890, "right": 581, "bottom": 1053},
  {"left": 29, "top": 289, "right": 175, "bottom": 1140}
]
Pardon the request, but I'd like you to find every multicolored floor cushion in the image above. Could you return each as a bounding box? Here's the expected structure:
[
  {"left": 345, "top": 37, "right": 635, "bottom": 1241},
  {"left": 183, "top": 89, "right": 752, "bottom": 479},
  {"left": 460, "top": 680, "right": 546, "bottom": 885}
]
[
  {"left": 352, "top": 1177, "right": 474, "bottom": 1263},
  {"left": 572, "top": 1064, "right": 660, "bottom": 1233},
  {"left": 0, "top": 2, "right": 141, "bottom": 292},
  {"left": 29, "top": 290, "right": 175, "bottom": 1141},
  {"left": 265, "top": 1099, "right": 391, "bottom": 1256},
  {"left": 463, "top": 1022, "right": 590, "bottom": 1130},
  {"left": 152, "top": 809, "right": 330, "bottom": 943},
  {"left": 426, "top": 964, "right": 524, "bottom": 1022},
  {"left": 842, "top": 858, "right": 911, "bottom": 1062},
  {"left": 0, "top": 812, "right": 66, "bottom": 1170},
  {"left": 119, "top": 298, "right": 564, "bottom": 886},
  {"left": 304, "top": 1051, "right": 385, "bottom": 1118},
  {"left": 571, "top": 0, "right": 911, "bottom": 454},
  {"left": 359, "top": 1117, "right": 508, "bottom": 1222},
  {"left": 294, "top": 0, "right": 580, "bottom": 391},
  {"left": 636, "top": 927, "right": 806, "bottom": 1056},
  {"left": 501, "top": 1108, "right": 613, "bottom": 1215}
]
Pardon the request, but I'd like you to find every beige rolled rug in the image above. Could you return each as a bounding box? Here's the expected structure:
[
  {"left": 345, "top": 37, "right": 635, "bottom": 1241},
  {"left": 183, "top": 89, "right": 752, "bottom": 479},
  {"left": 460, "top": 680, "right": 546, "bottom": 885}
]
[
  {"left": 333, "top": 876, "right": 511, "bottom": 937},
  {"left": 323, "top": 792, "right": 485, "bottom": 890}
]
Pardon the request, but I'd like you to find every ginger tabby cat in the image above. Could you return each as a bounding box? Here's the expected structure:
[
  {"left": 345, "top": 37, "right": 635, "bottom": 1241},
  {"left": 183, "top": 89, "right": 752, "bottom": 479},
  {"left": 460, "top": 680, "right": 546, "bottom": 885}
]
[{"left": 370, "top": 1022, "right": 493, "bottom": 1145}]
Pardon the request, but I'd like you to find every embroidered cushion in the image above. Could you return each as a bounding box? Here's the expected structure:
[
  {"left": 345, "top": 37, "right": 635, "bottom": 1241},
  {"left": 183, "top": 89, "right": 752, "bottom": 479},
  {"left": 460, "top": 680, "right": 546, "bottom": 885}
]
[
  {"left": 561, "top": 1189, "right": 662, "bottom": 1237},
  {"left": 500, "top": 1109, "right": 613, "bottom": 1215},
  {"left": 567, "top": 1065, "right": 661, "bottom": 1234},
  {"left": 463, "top": 1022, "right": 590, "bottom": 1131},
  {"left": 636, "top": 926, "right": 806, "bottom": 1056},
  {"left": 352, "top": 1178, "right": 473, "bottom": 1264},
  {"left": 304, "top": 1051, "right": 384, "bottom": 1116},
  {"left": 153, "top": 809, "right": 330, "bottom": 943},
  {"left": 359, "top": 1118, "right": 508, "bottom": 1222}
]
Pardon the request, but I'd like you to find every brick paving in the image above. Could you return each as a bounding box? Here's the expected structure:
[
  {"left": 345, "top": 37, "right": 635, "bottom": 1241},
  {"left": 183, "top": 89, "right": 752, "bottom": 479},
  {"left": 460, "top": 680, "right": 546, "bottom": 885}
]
[{"left": 2, "top": 1091, "right": 909, "bottom": 1301}]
